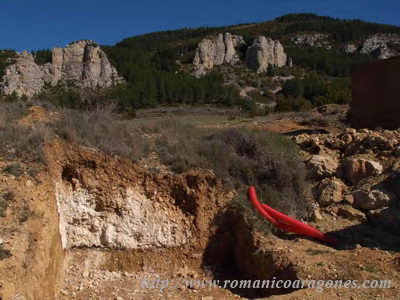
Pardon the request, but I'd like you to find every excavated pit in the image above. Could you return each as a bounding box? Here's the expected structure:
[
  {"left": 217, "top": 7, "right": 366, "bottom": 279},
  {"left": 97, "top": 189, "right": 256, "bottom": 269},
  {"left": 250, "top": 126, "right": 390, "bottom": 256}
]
[{"left": 45, "top": 142, "right": 302, "bottom": 298}]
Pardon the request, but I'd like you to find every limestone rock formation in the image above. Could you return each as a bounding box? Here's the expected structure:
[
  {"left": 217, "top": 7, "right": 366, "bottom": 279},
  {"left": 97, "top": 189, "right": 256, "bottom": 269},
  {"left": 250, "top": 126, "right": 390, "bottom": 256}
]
[
  {"left": 0, "top": 51, "right": 44, "bottom": 98},
  {"left": 353, "top": 189, "right": 393, "bottom": 211},
  {"left": 360, "top": 34, "right": 400, "bottom": 59},
  {"left": 344, "top": 44, "right": 357, "bottom": 53},
  {"left": 315, "top": 177, "right": 346, "bottom": 207},
  {"left": 368, "top": 207, "right": 400, "bottom": 234},
  {"left": 287, "top": 57, "right": 293, "bottom": 68},
  {"left": 307, "top": 155, "right": 339, "bottom": 179},
  {"left": 291, "top": 33, "right": 331, "bottom": 49},
  {"left": 42, "top": 40, "right": 123, "bottom": 88},
  {"left": 224, "top": 33, "right": 237, "bottom": 64},
  {"left": 292, "top": 127, "right": 400, "bottom": 234},
  {"left": 0, "top": 40, "right": 123, "bottom": 98},
  {"left": 335, "top": 206, "right": 366, "bottom": 222},
  {"left": 193, "top": 32, "right": 244, "bottom": 77},
  {"left": 245, "top": 36, "right": 288, "bottom": 73},
  {"left": 339, "top": 157, "right": 383, "bottom": 185}
]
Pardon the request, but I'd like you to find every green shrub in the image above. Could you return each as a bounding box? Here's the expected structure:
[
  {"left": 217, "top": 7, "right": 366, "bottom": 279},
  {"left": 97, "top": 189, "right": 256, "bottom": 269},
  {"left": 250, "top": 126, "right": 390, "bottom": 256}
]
[
  {"left": 32, "top": 49, "right": 52, "bottom": 65},
  {"left": 0, "top": 190, "right": 15, "bottom": 217},
  {"left": 154, "top": 120, "right": 312, "bottom": 218},
  {"left": 0, "top": 246, "right": 11, "bottom": 260},
  {"left": 286, "top": 46, "right": 372, "bottom": 77},
  {"left": 276, "top": 96, "right": 313, "bottom": 112},
  {"left": 267, "top": 65, "right": 276, "bottom": 77},
  {"left": 0, "top": 49, "right": 17, "bottom": 78},
  {"left": 277, "top": 13, "right": 400, "bottom": 42},
  {"left": 281, "top": 76, "right": 350, "bottom": 107},
  {"left": 37, "top": 85, "right": 83, "bottom": 109},
  {"left": 2, "top": 164, "right": 24, "bottom": 177}
]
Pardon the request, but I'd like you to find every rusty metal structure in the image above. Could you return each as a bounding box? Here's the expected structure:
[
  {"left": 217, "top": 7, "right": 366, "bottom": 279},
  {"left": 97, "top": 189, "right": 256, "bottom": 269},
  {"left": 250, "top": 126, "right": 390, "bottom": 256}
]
[{"left": 351, "top": 56, "right": 400, "bottom": 129}]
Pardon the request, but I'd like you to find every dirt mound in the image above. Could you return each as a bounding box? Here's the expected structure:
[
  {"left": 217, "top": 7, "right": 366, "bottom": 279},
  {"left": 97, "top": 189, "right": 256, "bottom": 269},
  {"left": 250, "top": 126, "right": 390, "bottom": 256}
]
[{"left": 18, "top": 105, "right": 58, "bottom": 127}]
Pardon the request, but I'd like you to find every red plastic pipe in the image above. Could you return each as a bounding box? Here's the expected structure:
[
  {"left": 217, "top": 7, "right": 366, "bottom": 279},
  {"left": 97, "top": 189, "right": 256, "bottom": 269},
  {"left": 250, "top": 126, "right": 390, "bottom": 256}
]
[{"left": 248, "top": 186, "right": 338, "bottom": 245}]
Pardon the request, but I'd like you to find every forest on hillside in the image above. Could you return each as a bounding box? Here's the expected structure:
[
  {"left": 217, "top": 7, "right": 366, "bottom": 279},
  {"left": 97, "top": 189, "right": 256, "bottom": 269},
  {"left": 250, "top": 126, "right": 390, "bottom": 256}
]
[
  {"left": 98, "top": 13, "right": 384, "bottom": 112},
  {"left": 1, "top": 13, "right": 398, "bottom": 113}
]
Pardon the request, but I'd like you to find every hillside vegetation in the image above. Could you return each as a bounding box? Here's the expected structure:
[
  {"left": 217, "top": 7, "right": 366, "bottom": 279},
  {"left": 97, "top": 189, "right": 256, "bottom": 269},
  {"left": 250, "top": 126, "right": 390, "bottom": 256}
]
[
  {"left": 1, "top": 13, "right": 399, "bottom": 113},
  {"left": 100, "top": 13, "right": 394, "bottom": 112},
  {"left": 0, "top": 50, "right": 17, "bottom": 78}
]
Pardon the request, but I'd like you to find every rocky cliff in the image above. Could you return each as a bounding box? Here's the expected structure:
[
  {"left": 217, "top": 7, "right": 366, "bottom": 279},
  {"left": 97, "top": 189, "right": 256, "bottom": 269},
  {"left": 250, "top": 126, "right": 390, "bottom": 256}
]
[
  {"left": 192, "top": 33, "right": 291, "bottom": 76},
  {"left": 291, "top": 33, "right": 332, "bottom": 49},
  {"left": 360, "top": 34, "right": 400, "bottom": 59},
  {"left": 192, "top": 32, "right": 245, "bottom": 77},
  {"left": 0, "top": 51, "right": 45, "bottom": 98},
  {"left": 291, "top": 33, "right": 400, "bottom": 59},
  {"left": 245, "top": 36, "right": 289, "bottom": 73},
  {"left": 0, "top": 40, "right": 123, "bottom": 98}
]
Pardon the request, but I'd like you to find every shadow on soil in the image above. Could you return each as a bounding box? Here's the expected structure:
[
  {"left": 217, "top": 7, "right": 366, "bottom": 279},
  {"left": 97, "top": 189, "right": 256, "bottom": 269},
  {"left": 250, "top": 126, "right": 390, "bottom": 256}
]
[
  {"left": 280, "top": 223, "right": 400, "bottom": 253},
  {"left": 201, "top": 210, "right": 301, "bottom": 299}
]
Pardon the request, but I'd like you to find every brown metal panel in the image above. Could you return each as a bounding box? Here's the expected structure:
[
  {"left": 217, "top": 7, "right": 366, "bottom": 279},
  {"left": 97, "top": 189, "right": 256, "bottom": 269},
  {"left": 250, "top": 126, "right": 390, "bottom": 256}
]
[{"left": 350, "top": 56, "right": 400, "bottom": 129}]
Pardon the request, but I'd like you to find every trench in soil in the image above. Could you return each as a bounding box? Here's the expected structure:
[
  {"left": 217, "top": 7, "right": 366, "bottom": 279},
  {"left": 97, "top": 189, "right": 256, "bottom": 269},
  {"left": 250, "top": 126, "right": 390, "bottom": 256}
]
[{"left": 48, "top": 145, "right": 301, "bottom": 298}]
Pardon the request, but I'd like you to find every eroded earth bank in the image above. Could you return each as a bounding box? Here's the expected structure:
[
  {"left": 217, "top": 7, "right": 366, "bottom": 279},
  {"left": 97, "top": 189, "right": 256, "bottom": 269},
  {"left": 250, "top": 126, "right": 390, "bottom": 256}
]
[{"left": 0, "top": 106, "right": 399, "bottom": 300}]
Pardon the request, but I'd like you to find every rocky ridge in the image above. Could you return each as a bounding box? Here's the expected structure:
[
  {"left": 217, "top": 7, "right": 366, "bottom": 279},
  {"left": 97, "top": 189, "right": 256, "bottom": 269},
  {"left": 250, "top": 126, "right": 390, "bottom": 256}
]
[
  {"left": 292, "top": 33, "right": 331, "bottom": 49},
  {"left": 360, "top": 34, "right": 400, "bottom": 59},
  {"left": 293, "top": 128, "right": 400, "bottom": 234},
  {"left": 193, "top": 33, "right": 291, "bottom": 76},
  {"left": 245, "top": 36, "right": 289, "bottom": 73},
  {"left": 292, "top": 32, "right": 400, "bottom": 59},
  {"left": 0, "top": 40, "right": 123, "bottom": 98},
  {"left": 192, "top": 32, "right": 245, "bottom": 77}
]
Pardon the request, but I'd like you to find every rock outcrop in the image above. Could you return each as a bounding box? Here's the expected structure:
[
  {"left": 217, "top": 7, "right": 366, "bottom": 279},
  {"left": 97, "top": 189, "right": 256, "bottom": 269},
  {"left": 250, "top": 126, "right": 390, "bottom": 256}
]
[
  {"left": 0, "top": 40, "right": 123, "bottom": 98},
  {"left": 344, "top": 44, "right": 357, "bottom": 53},
  {"left": 360, "top": 34, "right": 400, "bottom": 59},
  {"left": 339, "top": 157, "right": 383, "bottom": 185},
  {"left": 353, "top": 189, "right": 393, "bottom": 211},
  {"left": 294, "top": 127, "right": 400, "bottom": 235},
  {"left": 0, "top": 51, "right": 44, "bottom": 98},
  {"left": 315, "top": 177, "right": 346, "bottom": 207},
  {"left": 307, "top": 155, "right": 339, "bottom": 178},
  {"left": 291, "top": 33, "right": 331, "bottom": 49},
  {"left": 193, "top": 33, "right": 245, "bottom": 77},
  {"left": 368, "top": 208, "right": 400, "bottom": 234},
  {"left": 192, "top": 34, "right": 290, "bottom": 76},
  {"left": 290, "top": 33, "right": 400, "bottom": 59},
  {"left": 245, "top": 36, "right": 288, "bottom": 73}
]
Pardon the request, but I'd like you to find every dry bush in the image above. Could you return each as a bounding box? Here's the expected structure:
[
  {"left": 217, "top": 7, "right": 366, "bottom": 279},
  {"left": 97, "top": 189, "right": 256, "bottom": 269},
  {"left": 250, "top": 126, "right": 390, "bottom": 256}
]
[
  {"left": 0, "top": 101, "right": 49, "bottom": 162},
  {"left": 0, "top": 246, "right": 11, "bottom": 260},
  {"left": 299, "top": 116, "right": 330, "bottom": 127},
  {"left": 152, "top": 120, "right": 312, "bottom": 219},
  {"left": 0, "top": 190, "right": 15, "bottom": 217},
  {"left": 52, "top": 108, "right": 150, "bottom": 161},
  {"left": 53, "top": 111, "right": 311, "bottom": 219},
  {"left": 2, "top": 164, "right": 24, "bottom": 177},
  {"left": 1, "top": 101, "right": 311, "bottom": 223}
]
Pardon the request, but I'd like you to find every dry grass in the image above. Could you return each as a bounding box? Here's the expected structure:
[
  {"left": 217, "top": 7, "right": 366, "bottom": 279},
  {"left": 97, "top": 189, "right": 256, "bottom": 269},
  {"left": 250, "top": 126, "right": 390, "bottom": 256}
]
[
  {"left": 0, "top": 246, "right": 11, "bottom": 260},
  {"left": 0, "top": 101, "right": 49, "bottom": 162},
  {"left": 0, "top": 190, "right": 15, "bottom": 217},
  {"left": 0, "top": 101, "right": 312, "bottom": 221},
  {"left": 152, "top": 120, "right": 312, "bottom": 218},
  {"left": 52, "top": 108, "right": 150, "bottom": 161}
]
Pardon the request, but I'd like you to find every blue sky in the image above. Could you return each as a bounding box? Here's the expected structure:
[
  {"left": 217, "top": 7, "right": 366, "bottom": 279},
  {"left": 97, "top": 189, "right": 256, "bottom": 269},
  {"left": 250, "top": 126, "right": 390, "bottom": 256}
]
[{"left": 1, "top": 0, "right": 399, "bottom": 51}]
